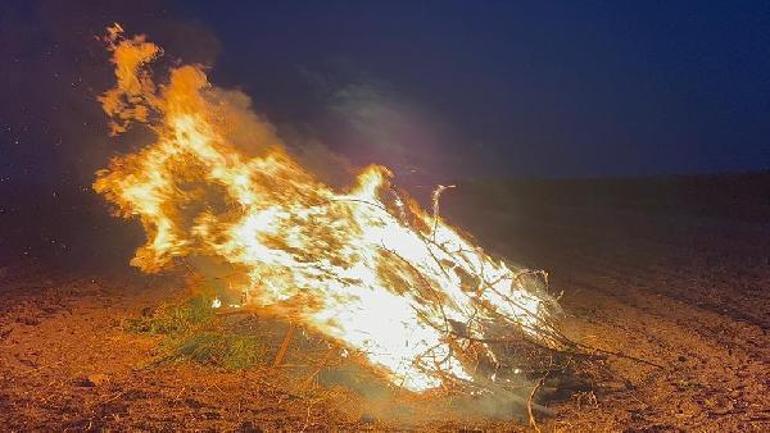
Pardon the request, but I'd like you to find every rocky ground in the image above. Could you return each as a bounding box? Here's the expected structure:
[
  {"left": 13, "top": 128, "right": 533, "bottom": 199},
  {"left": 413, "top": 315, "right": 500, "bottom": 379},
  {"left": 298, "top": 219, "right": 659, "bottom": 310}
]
[{"left": 1, "top": 174, "right": 768, "bottom": 432}]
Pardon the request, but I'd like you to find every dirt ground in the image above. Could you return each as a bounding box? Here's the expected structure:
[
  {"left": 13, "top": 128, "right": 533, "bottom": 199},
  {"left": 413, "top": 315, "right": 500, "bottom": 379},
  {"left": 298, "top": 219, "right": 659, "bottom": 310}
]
[{"left": 1, "top": 176, "right": 768, "bottom": 432}]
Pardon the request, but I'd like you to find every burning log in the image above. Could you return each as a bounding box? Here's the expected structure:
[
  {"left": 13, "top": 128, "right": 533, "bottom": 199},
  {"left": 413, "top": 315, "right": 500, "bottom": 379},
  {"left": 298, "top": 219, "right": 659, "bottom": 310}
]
[{"left": 94, "top": 24, "right": 571, "bottom": 396}]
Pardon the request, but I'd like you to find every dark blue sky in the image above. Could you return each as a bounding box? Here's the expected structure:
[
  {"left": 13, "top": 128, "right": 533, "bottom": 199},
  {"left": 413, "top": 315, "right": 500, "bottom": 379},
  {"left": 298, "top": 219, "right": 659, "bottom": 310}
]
[
  {"left": 2, "top": 0, "right": 770, "bottom": 186},
  {"left": 173, "top": 1, "right": 770, "bottom": 179}
]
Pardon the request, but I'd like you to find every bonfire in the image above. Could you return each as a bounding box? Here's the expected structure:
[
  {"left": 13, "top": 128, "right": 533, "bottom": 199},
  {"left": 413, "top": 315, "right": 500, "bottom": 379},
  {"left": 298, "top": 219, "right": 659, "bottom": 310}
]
[{"left": 94, "top": 24, "right": 571, "bottom": 399}]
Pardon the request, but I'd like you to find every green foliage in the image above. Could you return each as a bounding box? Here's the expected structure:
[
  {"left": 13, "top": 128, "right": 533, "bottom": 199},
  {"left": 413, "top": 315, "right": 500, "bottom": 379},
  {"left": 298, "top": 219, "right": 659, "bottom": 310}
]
[
  {"left": 125, "top": 295, "right": 215, "bottom": 335},
  {"left": 125, "top": 294, "right": 267, "bottom": 370},
  {"left": 172, "top": 332, "right": 268, "bottom": 370}
]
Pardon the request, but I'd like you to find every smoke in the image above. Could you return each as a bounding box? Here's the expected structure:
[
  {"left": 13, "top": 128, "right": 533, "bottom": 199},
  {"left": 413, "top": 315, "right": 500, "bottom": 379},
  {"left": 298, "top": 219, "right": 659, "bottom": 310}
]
[
  {"left": 328, "top": 81, "right": 451, "bottom": 183},
  {"left": 313, "top": 360, "right": 540, "bottom": 424},
  {"left": 274, "top": 75, "right": 454, "bottom": 193},
  {"left": 283, "top": 133, "right": 357, "bottom": 189},
  {"left": 292, "top": 63, "right": 458, "bottom": 196}
]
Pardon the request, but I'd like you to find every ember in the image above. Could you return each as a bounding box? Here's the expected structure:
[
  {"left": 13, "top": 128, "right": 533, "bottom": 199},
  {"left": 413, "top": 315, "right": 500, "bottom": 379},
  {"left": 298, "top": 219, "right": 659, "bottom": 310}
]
[{"left": 95, "top": 25, "right": 565, "bottom": 393}]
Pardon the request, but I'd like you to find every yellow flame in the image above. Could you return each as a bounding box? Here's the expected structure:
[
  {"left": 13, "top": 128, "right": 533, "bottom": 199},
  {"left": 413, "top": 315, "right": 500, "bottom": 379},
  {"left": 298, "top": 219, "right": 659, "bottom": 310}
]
[{"left": 95, "top": 25, "right": 562, "bottom": 392}]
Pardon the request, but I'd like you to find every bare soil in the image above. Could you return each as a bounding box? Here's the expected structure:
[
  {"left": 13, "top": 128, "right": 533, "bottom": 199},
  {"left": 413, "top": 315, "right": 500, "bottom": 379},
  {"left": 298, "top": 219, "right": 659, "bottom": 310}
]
[{"left": 1, "top": 175, "right": 768, "bottom": 432}]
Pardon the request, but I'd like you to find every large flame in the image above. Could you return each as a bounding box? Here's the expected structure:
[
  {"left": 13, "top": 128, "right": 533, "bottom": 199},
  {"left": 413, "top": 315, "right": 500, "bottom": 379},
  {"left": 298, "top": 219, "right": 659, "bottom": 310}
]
[{"left": 95, "top": 25, "right": 563, "bottom": 392}]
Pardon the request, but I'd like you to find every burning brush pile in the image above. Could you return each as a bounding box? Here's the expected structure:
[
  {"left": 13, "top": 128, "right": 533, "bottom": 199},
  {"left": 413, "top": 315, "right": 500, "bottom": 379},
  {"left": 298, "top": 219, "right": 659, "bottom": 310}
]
[{"left": 95, "top": 25, "right": 577, "bottom": 404}]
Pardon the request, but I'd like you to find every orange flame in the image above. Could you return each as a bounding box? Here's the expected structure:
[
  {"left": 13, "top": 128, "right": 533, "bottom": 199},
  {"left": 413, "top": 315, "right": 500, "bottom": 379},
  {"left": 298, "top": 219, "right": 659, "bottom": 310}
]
[{"left": 95, "top": 25, "right": 562, "bottom": 392}]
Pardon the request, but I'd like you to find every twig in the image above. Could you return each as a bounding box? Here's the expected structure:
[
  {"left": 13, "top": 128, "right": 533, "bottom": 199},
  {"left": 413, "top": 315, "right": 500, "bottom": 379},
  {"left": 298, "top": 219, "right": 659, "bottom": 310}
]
[
  {"left": 576, "top": 343, "right": 665, "bottom": 369},
  {"left": 301, "top": 348, "right": 336, "bottom": 390},
  {"left": 431, "top": 184, "right": 455, "bottom": 242},
  {"left": 273, "top": 324, "right": 295, "bottom": 367},
  {"left": 528, "top": 376, "right": 546, "bottom": 433}
]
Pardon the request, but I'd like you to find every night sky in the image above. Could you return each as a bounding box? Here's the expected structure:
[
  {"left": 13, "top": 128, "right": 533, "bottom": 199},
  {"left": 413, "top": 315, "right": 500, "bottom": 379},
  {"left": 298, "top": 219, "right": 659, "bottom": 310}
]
[
  {"left": 2, "top": 0, "right": 770, "bottom": 189},
  {"left": 183, "top": 1, "right": 770, "bottom": 180}
]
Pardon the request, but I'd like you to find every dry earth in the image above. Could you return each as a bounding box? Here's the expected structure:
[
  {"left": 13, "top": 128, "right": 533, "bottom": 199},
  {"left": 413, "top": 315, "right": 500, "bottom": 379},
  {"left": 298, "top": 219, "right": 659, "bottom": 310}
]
[{"left": 1, "top": 175, "right": 768, "bottom": 432}]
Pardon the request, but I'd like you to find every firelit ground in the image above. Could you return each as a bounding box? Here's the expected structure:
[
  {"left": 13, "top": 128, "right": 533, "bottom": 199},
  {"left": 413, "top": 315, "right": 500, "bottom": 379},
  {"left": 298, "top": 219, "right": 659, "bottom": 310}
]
[{"left": 1, "top": 174, "right": 768, "bottom": 432}]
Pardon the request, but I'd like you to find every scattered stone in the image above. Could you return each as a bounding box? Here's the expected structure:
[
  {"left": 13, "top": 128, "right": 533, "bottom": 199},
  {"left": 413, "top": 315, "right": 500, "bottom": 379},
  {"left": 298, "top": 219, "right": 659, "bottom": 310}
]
[
  {"left": 75, "top": 373, "right": 110, "bottom": 387},
  {"left": 235, "top": 421, "right": 263, "bottom": 433},
  {"left": 16, "top": 316, "right": 40, "bottom": 326}
]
